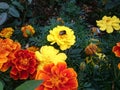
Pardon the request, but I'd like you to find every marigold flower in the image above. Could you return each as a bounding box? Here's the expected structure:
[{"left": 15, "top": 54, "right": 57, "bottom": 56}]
[
  {"left": 21, "top": 25, "right": 35, "bottom": 37},
  {"left": 0, "top": 27, "right": 14, "bottom": 38},
  {"left": 10, "top": 50, "right": 38, "bottom": 80},
  {"left": 85, "top": 43, "right": 98, "bottom": 55},
  {"left": 96, "top": 16, "right": 120, "bottom": 33},
  {"left": 118, "top": 63, "right": 120, "bottom": 70},
  {"left": 47, "top": 25, "right": 76, "bottom": 50},
  {"left": 27, "top": 46, "right": 39, "bottom": 52},
  {"left": 35, "top": 62, "right": 78, "bottom": 90},
  {"left": 0, "top": 38, "right": 21, "bottom": 72},
  {"left": 112, "top": 42, "right": 120, "bottom": 57},
  {"left": 35, "top": 45, "right": 67, "bottom": 70}
]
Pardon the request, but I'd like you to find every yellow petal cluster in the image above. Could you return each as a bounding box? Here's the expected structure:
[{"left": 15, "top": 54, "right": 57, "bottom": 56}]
[
  {"left": 35, "top": 45, "right": 67, "bottom": 70},
  {"left": 47, "top": 25, "right": 76, "bottom": 50},
  {"left": 96, "top": 16, "right": 120, "bottom": 33},
  {"left": 0, "top": 27, "right": 14, "bottom": 38}
]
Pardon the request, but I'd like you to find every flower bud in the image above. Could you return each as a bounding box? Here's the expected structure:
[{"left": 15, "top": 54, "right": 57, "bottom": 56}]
[
  {"left": 85, "top": 43, "right": 98, "bottom": 55},
  {"left": 80, "top": 62, "right": 86, "bottom": 70}
]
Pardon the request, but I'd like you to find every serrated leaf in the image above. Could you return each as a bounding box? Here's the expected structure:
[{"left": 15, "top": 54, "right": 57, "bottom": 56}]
[
  {"left": 0, "top": 81, "right": 3, "bottom": 90},
  {"left": 0, "top": 13, "right": 7, "bottom": 25},
  {"left": 28, "top": 0, "right": 32, "bottom": 4},
  {"left": 0, "top": 2, "right": 9, "bottom": 9},
  {"left": 8, "top": 6, "right": 20, "bottom": 18},
  {"left": 15, "top": 80, "right": 42, "bottom": 90}
]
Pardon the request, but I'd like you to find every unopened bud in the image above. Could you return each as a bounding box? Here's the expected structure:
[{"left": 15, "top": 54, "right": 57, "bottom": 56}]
[
  {"left": 85, "top": 43, "right": 98, "bottom": 55},
  {"left": 80, "top": 62, "right": 86, "bottom": 70}
]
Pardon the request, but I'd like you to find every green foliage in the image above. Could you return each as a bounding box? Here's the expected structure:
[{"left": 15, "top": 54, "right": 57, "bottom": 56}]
[
  {"left": 0, "top": 13, "right": 7, "bottom": 25},
  {"left": 0, "top": 81, "right": 3, "bottom": 90},
  {"left": 15, "top": 80, "right": 42, "bottom": 90},
  {"left": 0, "top": 0, "right": 34, "bottom": 28}
]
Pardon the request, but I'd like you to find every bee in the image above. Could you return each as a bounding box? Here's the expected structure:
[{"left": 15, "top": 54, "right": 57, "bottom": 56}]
[{"left": 59, "top": 30, "right": 66, "bottom": 35}]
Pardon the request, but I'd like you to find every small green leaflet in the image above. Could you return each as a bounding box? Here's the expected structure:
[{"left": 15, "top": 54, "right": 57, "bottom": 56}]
[
  {"left": 0, "top": 2, "right": 9, "bottom": 9},
  {"left": 0, "top": 13, "right": 7, "bottom": 25},
  {"left": 28, "top": 0, "right": 32, "bottom": 4},
  {"left": 8, "top": 6, "right": 20, "bottom": 18}
]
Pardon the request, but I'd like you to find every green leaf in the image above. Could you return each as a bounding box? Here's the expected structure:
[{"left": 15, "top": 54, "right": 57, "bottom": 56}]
[
  {"left": 28, "top": 0, "right": 32, "bottom": 4},
  {"left": 0, "top": 12, "right": 7, "bottom": 25},
  {"left": 15, "top": 80, "right": 42, "bottom": 90},
  {"left": 8, "top": 6, "right": 20, "bottom": 18},
  {"left": 84, "top": 82, "right": 92, "bottom": 88},
  {"left": 12, "top": 1, "right": 24, "bottom": 11},
  {"left": 0, "top": 81, "right": 3, "bottom": 90},
  {"left": 0, "top": 2, "right": 9, "bottom": 9}
]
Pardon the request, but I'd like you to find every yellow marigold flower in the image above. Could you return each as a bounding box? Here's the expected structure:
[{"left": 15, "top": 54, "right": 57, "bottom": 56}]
[
  {"left": 47, "top": 25, "right": 76, "bottom": 50},
  {"left": 35, "top": 45, "right": 67, "bottom": 70},
  {"left": 21, "top": 25, "right": 35, "bottom": 37},
  {"left": 96, "top": 16, "right": 120, "bottom": 33},
  {"left": 27, "top": 46, "right": 39, "bottom": 52},
  {"left": 0, "top": 27, "right": 14, "bottom": 38}
]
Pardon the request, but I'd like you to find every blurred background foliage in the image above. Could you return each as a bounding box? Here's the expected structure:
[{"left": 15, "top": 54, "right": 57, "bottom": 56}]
[{"left": 0, "top": 0, "right": 120, "bottom": 90}]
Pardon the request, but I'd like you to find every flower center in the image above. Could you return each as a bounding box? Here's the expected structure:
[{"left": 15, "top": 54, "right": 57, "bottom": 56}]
[
  {"left": 20, "top": 58, "right": 29, "bottom": 65},
  {"left": 51, "top": 76, "right": 60, "bottom": 86},
  {"left": 106, "top": 19, "right": 110, "bottom": 23},
  {"left": 59, "top": 30, "right": 66, "bottom": 35},
  {"left": 50, "top": 75, "right": 68, "bottom": 87}
]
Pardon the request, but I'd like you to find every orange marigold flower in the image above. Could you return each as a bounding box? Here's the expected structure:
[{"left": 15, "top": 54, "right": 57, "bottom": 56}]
[
  {"left": 35, "top": 62, "right": 78, "bottom": 90},
  {"left": 10, "top": 50, "right": 38, "bottom": 80},
  {"left": 0, "top": 38, "right": 21, "bottom": 72},
  {"left": 27, "top": 46, "right": 39, "bottom": 52},
  {"left": 118, "top": 63, "right": 120, "bottom": 70},
  {"left": 112, "top": 42, "right": 120, "bottom": 57},
  {"left": 21, "top": 25, "right": 35, "bottom": 37},
  {"left": 0, "top": 27, "right": 14, "bottom": 38}
]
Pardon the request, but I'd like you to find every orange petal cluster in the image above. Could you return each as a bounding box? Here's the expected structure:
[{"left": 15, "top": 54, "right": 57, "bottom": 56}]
[
  {"left": 27, "top": 46, "right": 39, "bottom": 52},
  {"left": 0, "top": 38, "right": 21, "bottom": 72},
  {"left": 0, "top": 27, "right": 14, "bottom": 38},
  {"left": 35, "top": 62, "right": 78, "bottom": 90},
  {"left": 118, "top": 63, "right": 120, "bottom": 70},
  {"left": 21, "top": 25, "right": 35, "bottom": 37},
  {"left": 112, "top": 42, "right": 120, "bottom": 57},
  {"left": 10, "top": 50, "right": 38, "bottom": 80}
]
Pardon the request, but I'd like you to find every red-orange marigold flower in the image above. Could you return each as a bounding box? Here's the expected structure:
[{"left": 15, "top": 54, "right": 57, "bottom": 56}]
[
  {"left": 35, "top": 62, "right": 78, "bottom": 90},
  {"left": 0, "top": 38, "right": 21, "bottom": 72},
  {"left": 10, "top": 50, "right": 38, "bottom": 80},
  {"left": 112, "top": 42, "right": 120, "bottom": 57}
]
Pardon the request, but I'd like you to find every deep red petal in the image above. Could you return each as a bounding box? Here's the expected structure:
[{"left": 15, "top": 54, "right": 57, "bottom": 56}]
[
  {"left": 10, "top": 67, "right": 18, "bottom": 75},
  {"left": 29, "top": 67, "right": 36, "bottom": 74},
  {"left": 19, "top": 70, "right": 29, "bottom": 80},
  {"left": 35, "top": 85, "right": 44, "bottom": 90}
]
